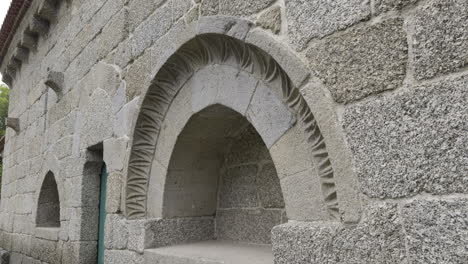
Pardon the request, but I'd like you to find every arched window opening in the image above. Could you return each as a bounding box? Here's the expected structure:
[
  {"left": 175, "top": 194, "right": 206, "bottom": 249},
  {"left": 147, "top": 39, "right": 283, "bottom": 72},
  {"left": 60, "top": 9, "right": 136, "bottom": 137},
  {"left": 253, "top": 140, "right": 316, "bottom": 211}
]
[{"left": 36, "top": 172, "right": 60, "bottom": 228}]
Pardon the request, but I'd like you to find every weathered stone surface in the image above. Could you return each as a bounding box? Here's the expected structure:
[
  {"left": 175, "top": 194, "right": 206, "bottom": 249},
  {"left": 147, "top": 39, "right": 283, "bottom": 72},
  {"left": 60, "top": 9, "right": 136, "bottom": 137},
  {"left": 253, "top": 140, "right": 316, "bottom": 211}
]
[
  {"left": 104, "top": 214, "right": 128, "bottom": 250},
  {"left": 127, "top": 220, "right": 146, "bottom": 253},
  {"left": 131, "top": 3, "right": 172, "bottom": 57},
  {"left": 104, "top": 250, "right": 144, "bottom": 264},
  {"left": 218, "top": 0, "right": 275, "bottom": 17},
  {"left": 30, "top": 238, "right": 62, "bottom": 264},
  {"left": 256, "top": 5, "right": 281, "bottom": 34},
  {"left": 307, "top": 17, "right": 408, "bottom": 103},
  {"left": 272, "top": 202, "right": 405, "bottom": 264},
  {"left": 257, "top": 163, "right": 284, "bottom": 209},
  {"left": 218, "top": 165, "right": 258, "bottom": 208},
  {"left": 128, "top": 0, "right": 166, "bottom": 31},
  {"left": 246, "top": 82, "right": 296, "bottom": 148},
  {"left": 412, "top": 0, "right": 468, "bottom": 80},
  {"left": 280, "top": 168, "right": 328, "bottom": 221},
  {"left": 200, "top": 0, "right": 218, "bottom": 16},
  {"left": 286, "top": 0, "right": 371, "bottom": 51},
  {"left": 144, "top": 217, "right": 215, "bottom": 248},
  {"left": 402, "top": 198, "right": 468, "bottom": 263},
  {"left": 373, "top": 0, "right": 418, "bottom": 14},
  {"left": 224, "top": 124, "right": 270, "bottom": 166},
  {"left": 190, "top": 65, "right": 257, "bottom": 115},
  {"left": 144, "top": 241, "right": 274, "bottom": 264},
  {"left": 80, "top": 88, "right": 114, "bottom": 149},
  {"left": 344, "top": 74, "right": 468, "bottom": 198},
  {"left": 172, "top": 0, "right": 192, "bottom": 22},
  {"left": 269, "top": 124, "right": 313, "bottom": 180},
  {"left": 216, "top": 208, "right": 283, "bottom": 244},
  {"left": 185, "top": 5, "right": 199, "bottom": 24}
]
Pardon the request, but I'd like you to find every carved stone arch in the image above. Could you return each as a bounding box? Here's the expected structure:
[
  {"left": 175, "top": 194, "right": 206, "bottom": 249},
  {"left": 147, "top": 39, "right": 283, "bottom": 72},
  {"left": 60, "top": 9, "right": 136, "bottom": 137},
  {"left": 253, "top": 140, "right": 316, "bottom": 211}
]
[{"left": 125, "top": 32, "right": 352, "bottom": 222}]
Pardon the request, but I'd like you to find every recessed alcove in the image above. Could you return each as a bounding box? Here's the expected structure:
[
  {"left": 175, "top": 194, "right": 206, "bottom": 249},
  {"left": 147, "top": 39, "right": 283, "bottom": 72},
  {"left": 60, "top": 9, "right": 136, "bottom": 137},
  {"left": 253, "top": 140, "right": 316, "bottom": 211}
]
[
  {"left": 150, "top": 104, "right": 286, "bottom": 263},
  {"left": 36, "top": 171, "right": 60, "bottom": 228}
]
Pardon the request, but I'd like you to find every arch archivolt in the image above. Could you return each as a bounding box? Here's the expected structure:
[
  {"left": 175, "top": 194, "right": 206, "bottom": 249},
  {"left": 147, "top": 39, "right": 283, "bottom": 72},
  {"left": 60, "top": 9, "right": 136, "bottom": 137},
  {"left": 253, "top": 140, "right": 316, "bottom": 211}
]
[
  {"left": 124, "top": 16, "right": 361, "bottom": 222},
  {"left": 126, "top": 32, "right": 346, "bottom": 222}
]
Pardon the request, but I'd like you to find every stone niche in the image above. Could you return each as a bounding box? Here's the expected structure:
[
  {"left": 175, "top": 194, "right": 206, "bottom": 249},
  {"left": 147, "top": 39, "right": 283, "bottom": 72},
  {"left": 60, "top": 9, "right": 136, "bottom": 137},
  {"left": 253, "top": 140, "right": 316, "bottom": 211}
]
[
  {"left": 36, "top": 171, "right": 60, "bottom": 228},
  {"left": 145, "top": 105, "right": 286, "bottom": 263}
]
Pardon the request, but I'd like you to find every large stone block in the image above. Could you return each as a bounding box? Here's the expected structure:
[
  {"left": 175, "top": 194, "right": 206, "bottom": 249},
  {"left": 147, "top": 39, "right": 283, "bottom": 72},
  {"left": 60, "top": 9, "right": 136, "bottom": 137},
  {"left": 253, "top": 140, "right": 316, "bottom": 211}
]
[
  {"left": 104, "top": 214, "right": 128, "bottom": 250},
  {"left": 29, "top": 238, "right": 62, "bottom": 264},
  {"left": 224, "top": 124, "right": 270, "bottom": 167},
  {"left": 402, "top": 198, "right": 468, "bottom": 263},
  {"left": 104, "top": 250, "right": 144, "bottom": 264},
  {"left": 343, "top": 74, "right": 468, "bottom": 198},
  {"left": 97, "top": 9, "right": 130, "bottom": 60},
  {"left": 272, "top": 202, "right": 405, "bottom": 264},
  {"left": 373, "top": 0, "right": 418, "bottom": 15},
  {"left": 218, "top": 165, "right": 258, "bottom": 209},
  {"left": 80, "top": 88, "right": 114, "bottom": 149},
  {"left": 256, "top": 5, "right": 282, "bottom": 34},
  {"left": 172, "top": 0, "right": 192, "bottom": 22},
  {"left": 144, "top": 217, "right": 215, "bottom": 248},
  {"left": 131, "top": 3, "right": 172, "bottom": 57},
  {"left": 215, "top": 208, "right": 283, "bottom": 244},
  {"left": 128, "top": 0, "right": 166, "bottom": 32},
  {"left": 218, "top": 0, "right": 275, "bottom": 17},
  {"left": 246, "top": 82, "right": 296, "bottom": 148},
  {"left": 307, "top": 17, "right": 407, "bottom": 103},
  {"left": 286, "top": 0, "right": 370, "bottom": 51},
  {"left": 412, "top": 0, "right": 468, "bottom": 80},
  {"left": 257, "top": 162, "right": 284, "bottom": 209},
  {"left": 280, "top": 168, "right": 328, "bottom": 221},
  {"left": 190, "top": 65, "right": 258, "bottom": 115}
]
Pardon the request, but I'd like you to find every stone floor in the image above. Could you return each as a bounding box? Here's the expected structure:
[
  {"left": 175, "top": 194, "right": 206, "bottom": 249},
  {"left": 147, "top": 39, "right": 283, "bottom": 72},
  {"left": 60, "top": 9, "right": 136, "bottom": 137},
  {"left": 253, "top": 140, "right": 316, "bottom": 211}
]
[{"left": 144, "top": 240, "right": 274, "bottom": 264}]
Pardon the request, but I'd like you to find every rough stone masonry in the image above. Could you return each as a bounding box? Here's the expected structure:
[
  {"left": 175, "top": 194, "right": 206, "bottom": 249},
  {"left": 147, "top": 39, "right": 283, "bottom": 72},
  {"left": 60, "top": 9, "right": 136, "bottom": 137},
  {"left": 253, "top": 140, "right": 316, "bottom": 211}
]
[{"left": 0, "top": 0, "right": 466, "bottom": 263}]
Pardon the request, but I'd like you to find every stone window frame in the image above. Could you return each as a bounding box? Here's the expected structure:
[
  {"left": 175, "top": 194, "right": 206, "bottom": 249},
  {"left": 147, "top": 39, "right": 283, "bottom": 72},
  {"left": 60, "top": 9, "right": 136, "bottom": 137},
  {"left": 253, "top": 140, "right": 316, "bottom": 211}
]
[{"left": 124, "top": 16, "right": 361, "bottom": 224}]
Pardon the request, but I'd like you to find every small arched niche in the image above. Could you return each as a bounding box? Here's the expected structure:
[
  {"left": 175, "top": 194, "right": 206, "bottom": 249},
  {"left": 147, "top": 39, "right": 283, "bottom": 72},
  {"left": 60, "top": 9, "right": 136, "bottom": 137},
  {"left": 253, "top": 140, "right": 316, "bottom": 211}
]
[
  {"left": 36, "top": 171, "right": 60, "bottom": 228},
  {"left": 162, "top": 104, "right": 286, "bottom": 245}
]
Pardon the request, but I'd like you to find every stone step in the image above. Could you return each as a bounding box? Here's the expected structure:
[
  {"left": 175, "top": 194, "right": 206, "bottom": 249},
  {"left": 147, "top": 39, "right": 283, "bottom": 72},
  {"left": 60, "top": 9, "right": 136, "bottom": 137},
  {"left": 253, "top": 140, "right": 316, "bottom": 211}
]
[{"left": 144, "top": 240, "right": 274, "bottom": 264}]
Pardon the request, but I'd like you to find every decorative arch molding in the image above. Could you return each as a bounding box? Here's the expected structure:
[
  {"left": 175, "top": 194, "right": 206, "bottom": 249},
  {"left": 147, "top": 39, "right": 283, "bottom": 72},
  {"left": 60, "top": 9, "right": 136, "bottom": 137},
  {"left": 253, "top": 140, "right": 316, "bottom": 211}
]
[{"left": 126, "top": 32, "right": 342, "bottom": 221}]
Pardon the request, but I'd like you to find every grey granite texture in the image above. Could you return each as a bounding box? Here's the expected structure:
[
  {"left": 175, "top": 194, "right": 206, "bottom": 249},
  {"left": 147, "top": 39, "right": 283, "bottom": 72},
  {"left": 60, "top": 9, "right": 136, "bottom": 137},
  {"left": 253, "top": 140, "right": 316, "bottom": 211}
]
[
  {"left": 373, "top": 0, "right": 419, "bottom": 15},
  {"left": 344, "top": 74, "right": 468, "bottom": 198},
  {"left": 256, "top": 5, "right": 282, "bottom": 34},
  {"left": 216, "top": 208, "right": 284, "bottom": 244},
  {"left": 286, "top": 0, "right": 370, "bottom": 51},
  {"left": 307, "top": 17, "right": 408, "bottom": 104},
  {"left": 402, "top": 198, "right": 468, "bottom": 264},
  {"left": 412, "top": 0, "right": 468, "bottom": 80},
  {"left": 272, "top": 202, "right": 405, "bottom": 264}
]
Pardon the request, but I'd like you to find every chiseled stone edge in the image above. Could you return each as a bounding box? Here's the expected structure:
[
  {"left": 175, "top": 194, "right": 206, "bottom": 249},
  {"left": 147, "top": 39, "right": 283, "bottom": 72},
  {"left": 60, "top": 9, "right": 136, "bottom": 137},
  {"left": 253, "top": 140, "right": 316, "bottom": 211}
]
[{"left": 125, "top": 19, "right": 342, "bottom": 221}]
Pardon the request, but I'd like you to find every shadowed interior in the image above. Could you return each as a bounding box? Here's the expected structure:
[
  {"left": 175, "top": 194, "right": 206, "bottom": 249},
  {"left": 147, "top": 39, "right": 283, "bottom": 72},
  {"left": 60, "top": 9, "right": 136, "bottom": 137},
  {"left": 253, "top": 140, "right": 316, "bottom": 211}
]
[
  {"left": 162, "top": 104, "right": 286, "bottom": 245},
  {"left": 36, "top": 172, "right": 60, "bottom": 228}
]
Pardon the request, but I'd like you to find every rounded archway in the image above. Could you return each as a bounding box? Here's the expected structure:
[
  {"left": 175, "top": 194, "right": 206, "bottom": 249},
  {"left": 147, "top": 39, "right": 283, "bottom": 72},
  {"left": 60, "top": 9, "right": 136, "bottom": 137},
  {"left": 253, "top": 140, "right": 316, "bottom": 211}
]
[{"left": 126, "top": 33, "right": 346, "bottom": 223}]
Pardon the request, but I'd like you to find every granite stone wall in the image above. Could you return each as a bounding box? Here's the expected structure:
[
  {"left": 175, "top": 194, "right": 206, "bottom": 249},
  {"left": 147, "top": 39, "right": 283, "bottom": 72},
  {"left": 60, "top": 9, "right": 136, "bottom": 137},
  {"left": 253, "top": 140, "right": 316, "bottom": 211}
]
[{"left": 0, "top": 0, "right": 465, "bottom": 263}]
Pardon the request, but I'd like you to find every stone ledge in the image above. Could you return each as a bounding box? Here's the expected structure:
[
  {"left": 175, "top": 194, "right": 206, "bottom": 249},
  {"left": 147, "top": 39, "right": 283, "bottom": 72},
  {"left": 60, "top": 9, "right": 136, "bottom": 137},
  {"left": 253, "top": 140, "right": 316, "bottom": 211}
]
[
  {"left": 144, "top": 240, "right": 273, "bottom": 264},
  {"left": 34, "top": 227, "right": 59, "bottom": 241}
]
